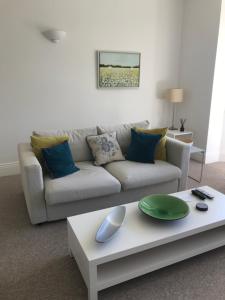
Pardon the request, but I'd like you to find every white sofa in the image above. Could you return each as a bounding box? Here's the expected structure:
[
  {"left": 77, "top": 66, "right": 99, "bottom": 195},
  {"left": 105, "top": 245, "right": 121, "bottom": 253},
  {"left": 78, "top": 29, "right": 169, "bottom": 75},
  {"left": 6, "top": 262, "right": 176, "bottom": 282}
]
[{"left": 18, "top": 121, "right": 191, "bottom": 224}]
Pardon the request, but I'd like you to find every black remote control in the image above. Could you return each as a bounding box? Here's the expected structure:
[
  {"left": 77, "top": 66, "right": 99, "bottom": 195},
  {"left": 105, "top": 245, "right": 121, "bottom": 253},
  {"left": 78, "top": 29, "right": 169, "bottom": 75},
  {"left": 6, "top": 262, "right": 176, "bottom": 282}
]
[
  {"left": 195, "top": 188, "right": 214, "bottom": 199},
  {"left": 191, "top": 189, "right": 206, "bottom": 200},
  {"left": 196, "top": 202, "right": 208, "bottom": 211}
]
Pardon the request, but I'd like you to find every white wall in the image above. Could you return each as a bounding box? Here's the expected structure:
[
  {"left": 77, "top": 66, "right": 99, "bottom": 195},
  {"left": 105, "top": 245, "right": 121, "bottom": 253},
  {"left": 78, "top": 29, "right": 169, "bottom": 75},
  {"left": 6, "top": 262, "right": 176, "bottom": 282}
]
[
  {"left": 0, "top": 0, "right": 184, "bottom": 171},
  {"left": 206, "top": 0, "right": 225, "bottom": 163},
  {"left": 177, "top": 0, "right": 222, "bottom": 154}
]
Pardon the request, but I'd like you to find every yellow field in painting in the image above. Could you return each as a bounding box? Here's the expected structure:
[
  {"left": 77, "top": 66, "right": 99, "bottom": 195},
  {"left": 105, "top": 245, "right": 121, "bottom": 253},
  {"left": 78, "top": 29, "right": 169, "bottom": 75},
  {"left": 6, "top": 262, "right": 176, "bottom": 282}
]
[{"left": 99, "top": 67, "right": 139, "bottom": 87}]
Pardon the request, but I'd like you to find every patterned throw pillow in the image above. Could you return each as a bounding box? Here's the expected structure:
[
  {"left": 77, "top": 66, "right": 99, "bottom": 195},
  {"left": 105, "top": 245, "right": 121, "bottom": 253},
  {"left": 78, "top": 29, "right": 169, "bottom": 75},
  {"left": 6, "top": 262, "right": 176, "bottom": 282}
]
[{"left": 86, "top": 132, "right": 125, "bottom": 166}]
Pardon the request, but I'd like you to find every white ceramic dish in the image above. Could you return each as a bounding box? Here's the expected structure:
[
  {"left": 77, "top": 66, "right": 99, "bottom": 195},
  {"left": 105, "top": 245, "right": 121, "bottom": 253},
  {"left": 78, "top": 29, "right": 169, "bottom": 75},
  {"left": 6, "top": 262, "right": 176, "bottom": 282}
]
[{"left": 96, "top": 206, "right": 126, "bottom": 243}]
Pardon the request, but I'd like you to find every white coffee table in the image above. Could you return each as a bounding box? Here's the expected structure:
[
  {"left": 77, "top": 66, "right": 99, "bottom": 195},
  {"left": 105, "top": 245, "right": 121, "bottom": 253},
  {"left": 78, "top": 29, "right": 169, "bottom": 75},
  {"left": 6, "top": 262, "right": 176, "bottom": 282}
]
[{"left": 67, "top": 186, "right": 225, "bottom": 300}]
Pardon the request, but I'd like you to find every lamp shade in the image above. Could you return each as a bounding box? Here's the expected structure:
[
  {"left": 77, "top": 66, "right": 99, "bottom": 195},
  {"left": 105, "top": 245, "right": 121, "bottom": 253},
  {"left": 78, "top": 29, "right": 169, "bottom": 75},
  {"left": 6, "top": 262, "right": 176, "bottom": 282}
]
[
  {"left": 43, "top": 30, "right": 66, "bottom": 43},
  {"left": 168, "top": 88, "right": 184, "bottom": 103}
]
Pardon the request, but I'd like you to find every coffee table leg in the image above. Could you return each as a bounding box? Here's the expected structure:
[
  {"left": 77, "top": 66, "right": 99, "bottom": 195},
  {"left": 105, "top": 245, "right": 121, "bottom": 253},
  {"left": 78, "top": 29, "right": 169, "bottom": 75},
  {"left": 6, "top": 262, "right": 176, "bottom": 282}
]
[
  {"left": 88, "top": 287, "right": 98, "bottom": 300},
  {"left": 68, "top": 247, "right": 73, "bottom": 258},
  {"left": 88, "top": 264, "right": 98, "bottom": 300}
]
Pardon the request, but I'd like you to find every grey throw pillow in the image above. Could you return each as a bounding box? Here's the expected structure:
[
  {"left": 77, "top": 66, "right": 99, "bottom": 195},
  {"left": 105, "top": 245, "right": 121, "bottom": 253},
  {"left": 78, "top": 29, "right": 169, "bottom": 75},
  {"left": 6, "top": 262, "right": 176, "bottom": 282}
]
[{"left": 87, "top": 132, "right": 125, "bottom": 166}]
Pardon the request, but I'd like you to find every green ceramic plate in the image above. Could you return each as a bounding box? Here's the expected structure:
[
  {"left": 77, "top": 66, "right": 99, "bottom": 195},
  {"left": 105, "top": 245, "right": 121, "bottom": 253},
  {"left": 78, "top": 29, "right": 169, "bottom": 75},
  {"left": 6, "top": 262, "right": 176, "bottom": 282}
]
[{"left": 138, "top": 194, "right": 189, "bottom": 221}]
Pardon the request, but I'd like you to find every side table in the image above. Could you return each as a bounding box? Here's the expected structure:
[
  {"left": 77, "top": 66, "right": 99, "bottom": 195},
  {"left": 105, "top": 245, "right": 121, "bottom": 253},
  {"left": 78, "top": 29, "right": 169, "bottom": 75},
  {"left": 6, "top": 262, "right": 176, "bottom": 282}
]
[
  {"left": 189, "top": 146, "right": 205, "bottom": 183},
  {"left": 166, "top": 130, "right": 205, "bottom": 182},
  {"left": 167, "top": 130, "right": 193, "bottom": 141}
]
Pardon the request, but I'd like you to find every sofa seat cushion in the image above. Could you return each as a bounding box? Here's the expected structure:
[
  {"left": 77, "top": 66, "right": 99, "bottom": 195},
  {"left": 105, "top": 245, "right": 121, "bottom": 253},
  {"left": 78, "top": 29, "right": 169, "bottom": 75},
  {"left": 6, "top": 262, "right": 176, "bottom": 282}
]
[
  {"left": 104, "top": 160, "right": 181, "bottom": 191},
  {"left": 45, "top": 161, "right": 121, "bottom": 205}
]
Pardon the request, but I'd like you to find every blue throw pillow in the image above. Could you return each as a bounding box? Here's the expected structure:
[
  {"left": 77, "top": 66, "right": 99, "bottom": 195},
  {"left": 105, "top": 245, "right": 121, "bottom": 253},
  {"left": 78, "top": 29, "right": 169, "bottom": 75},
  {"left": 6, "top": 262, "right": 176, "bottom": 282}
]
[
  {"left": 126, "top": 129, "right": 161, "bottom": 163},
  {"left": 42, "top": 141, "right": 80, "bottom": 179}
]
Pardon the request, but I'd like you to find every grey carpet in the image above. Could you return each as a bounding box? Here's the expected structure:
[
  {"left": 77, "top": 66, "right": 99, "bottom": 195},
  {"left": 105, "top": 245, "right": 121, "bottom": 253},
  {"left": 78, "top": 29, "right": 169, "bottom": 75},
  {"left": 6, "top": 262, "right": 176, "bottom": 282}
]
[{"left": 1, "top": 161, "right": 225, "bottom": 300}]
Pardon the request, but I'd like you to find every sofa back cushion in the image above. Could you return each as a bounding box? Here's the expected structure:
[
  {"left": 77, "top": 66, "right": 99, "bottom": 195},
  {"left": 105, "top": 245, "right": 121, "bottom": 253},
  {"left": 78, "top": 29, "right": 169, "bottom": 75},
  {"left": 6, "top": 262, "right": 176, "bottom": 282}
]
[
  {"left": 30, "top": 135, "right": 69, "bottom": 163},
  {"left": 33, "top": 127, "right": 97, "bottom": 162},
  {"left": 97, "top": 120, "right": 149, "bottom": 154}
]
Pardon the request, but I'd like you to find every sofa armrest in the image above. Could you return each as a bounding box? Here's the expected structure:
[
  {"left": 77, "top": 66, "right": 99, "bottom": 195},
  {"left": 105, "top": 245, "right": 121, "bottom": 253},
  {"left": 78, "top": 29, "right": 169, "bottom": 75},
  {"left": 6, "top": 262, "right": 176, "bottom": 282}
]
[
  {"left": 18, "top": 143, "right": 47, "bottom": 224},
  {"left": 166, "top": 137, "right": 191, "bottom": 191}
]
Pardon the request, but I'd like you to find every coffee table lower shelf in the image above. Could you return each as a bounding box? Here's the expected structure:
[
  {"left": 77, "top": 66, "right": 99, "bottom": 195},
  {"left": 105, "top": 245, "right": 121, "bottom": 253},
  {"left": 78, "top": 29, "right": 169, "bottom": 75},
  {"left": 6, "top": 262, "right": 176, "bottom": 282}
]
[{"left": 68, "top": 223, "right": 225, "bottom": 300}]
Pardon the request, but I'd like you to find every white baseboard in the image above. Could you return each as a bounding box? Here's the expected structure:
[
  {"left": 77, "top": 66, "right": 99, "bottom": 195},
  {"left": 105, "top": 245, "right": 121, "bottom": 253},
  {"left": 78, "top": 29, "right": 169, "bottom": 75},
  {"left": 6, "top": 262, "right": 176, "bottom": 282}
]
[{"left": 0, "top": 161, "right": 20, "bottom": 177}]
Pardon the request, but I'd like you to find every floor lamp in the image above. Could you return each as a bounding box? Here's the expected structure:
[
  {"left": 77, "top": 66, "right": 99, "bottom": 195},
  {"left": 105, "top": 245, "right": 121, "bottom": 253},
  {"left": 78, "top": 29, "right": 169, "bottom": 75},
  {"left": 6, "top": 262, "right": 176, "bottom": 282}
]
[{"left": 168, "top": 88, "right": 184, "bottom": 130}]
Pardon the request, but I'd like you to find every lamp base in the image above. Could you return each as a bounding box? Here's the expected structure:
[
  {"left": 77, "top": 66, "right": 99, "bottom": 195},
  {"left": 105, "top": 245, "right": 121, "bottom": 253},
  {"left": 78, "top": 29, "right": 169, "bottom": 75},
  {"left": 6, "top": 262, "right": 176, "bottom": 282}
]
[{"left": 169, "top": 126, "right": 178, "bottom": 130}]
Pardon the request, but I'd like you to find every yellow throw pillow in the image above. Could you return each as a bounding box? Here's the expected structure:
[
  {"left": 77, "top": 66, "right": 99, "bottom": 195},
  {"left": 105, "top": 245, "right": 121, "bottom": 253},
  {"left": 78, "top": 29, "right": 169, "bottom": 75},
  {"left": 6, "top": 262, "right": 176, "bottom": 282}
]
[
  {"left": 135, "top": 127, "right": 168, "bottom": 161},
  {"left": 31, "top": 135, "right": 69, "bottom": 163}
]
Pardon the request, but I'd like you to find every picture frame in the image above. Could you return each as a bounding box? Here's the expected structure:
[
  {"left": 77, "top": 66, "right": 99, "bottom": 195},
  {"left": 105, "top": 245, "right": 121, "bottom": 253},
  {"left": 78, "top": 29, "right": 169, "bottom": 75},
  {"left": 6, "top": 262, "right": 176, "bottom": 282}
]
[{"left": 97, "top": 51, "right": 141, "bottom": 88}]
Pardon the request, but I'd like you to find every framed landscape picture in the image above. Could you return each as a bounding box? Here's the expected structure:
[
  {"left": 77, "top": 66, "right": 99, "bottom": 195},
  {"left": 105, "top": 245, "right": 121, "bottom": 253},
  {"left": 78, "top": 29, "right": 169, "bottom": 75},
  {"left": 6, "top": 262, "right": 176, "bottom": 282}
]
[{"left": 98, "top": 51, "right": 140, "bottom": 88}]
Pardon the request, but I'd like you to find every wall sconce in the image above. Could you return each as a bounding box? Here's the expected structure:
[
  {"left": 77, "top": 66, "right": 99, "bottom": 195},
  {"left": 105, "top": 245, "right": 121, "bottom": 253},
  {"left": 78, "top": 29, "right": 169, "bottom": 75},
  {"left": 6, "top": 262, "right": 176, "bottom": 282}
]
[{"left": 42, "top": 29, "right": 66, "bottom": 43}]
